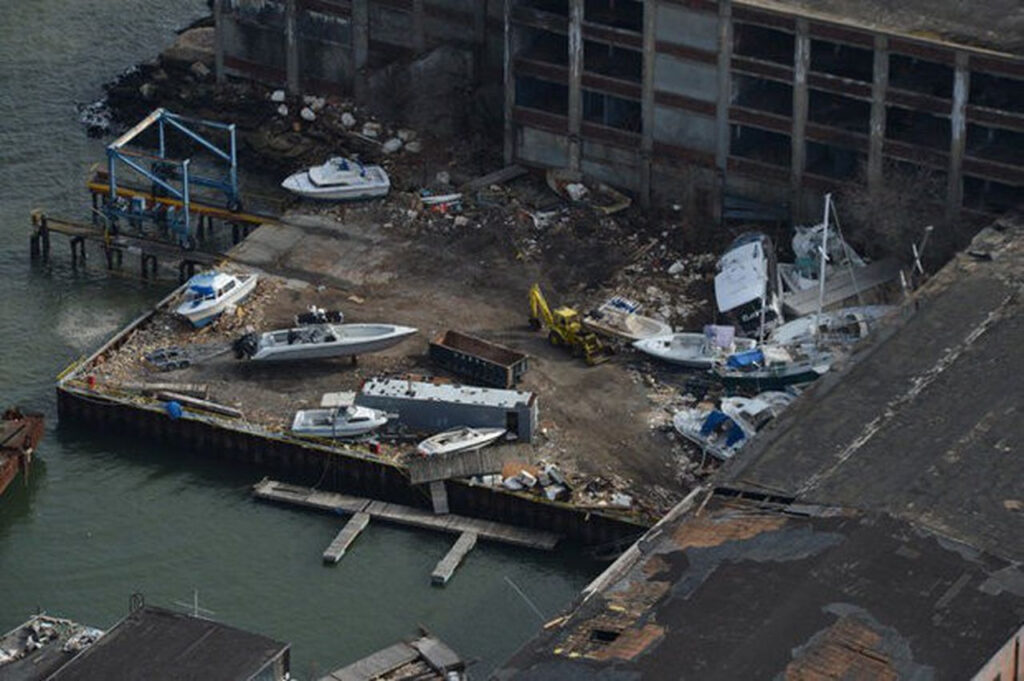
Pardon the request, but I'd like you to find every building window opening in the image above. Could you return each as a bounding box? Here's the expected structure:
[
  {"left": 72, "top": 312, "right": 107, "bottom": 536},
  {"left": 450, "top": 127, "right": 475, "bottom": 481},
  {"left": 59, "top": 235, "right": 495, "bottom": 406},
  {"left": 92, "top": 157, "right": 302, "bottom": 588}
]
[
  {"left": 964, "top": 176, "right": 1022, "bottom": 214},
  {"left": 731, "top": 124, "right": 792, "bottom": 168},
  {"left": 966, "top": 124, "right": 1024, "bottom": 166},
  {"left": 519, "top": 0, "right": 569, "bottom": 17},
  {"left": 806, "top": 141, "right": 863, "bottom": 180},
  {"left": 516, "top": 76, "right": 569, "bottom": 116},
  {"left": 583, "top": 90, "right": 641, "bottom": 131},
  {"left": 885, "top": 106, "right": 949, "bottom": 150},
  {"left": 970, "top": 71, "right": 1024, "bottom": 114},
  {"left": 810, "top": 39, "right": 873, "bottom": 82},
  {"left": 734, "top": 23, "right": 795, "bottom": 66},
  {"left": 584, "top": 0, "right": 642, "bottom": 32},
  {"left": 808, "top": 90, "right": 870, "bottom": 133},
  {"left": 889, "top": 54, "right": 953, "bottom": 99},
  {"left": 521, "top": 27, "right": 569, "bottom": 66},
  {"left": 584, "top": 40, "right": 641, "bottom": 81},
  {"left": 733, "top": 75, "right": 793, "bottom": 116}
]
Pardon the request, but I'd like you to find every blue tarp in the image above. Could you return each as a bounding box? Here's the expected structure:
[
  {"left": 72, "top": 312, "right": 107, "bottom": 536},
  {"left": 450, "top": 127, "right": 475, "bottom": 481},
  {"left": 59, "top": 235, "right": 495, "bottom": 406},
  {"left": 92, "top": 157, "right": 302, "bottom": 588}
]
[
  {"left": 727, "top": 348, "right": 764, "bottom": 369},
  {"left": 699, "top": 410, "right": 747, "bottom": 447},
  {"left": 187, "top": 273, "right": 217, "bottom": 296}
]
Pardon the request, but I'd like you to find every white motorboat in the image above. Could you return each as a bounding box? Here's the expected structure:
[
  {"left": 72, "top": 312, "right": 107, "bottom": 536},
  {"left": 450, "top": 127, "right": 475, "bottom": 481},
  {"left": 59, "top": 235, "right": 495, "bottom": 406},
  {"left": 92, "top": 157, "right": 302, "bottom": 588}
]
[
  {"left": 235, "top": 323, "right": 417, "bottom": 361},
  {"left": 281, "top": 157, "right": 390, "bottom": 201},
  {"left": 779, "top": 195, "right": 867, "bottom": 296},
  {"left": 673, "top": 391, "right": 794, "bottom": 461},
  {"left": 583, "top": 297, "right": 670, "bottom": 342},
  {"left": 291, "top": 404, "right": 390, "bottom": 438},
  {"left": 769, "top": 306, "right": 897, "bottom": 346},
  {"left": 175, "top": 271, "right": 258, "bottom": 327},
  {"left": 714, "top": 232, "right": 782, "bottom": 335},
  {"left": 416, "top": 426, "right": 506, "bottom": 457},
  {"left": 633, "top": 325, "right": 757, "bottom": 369}
]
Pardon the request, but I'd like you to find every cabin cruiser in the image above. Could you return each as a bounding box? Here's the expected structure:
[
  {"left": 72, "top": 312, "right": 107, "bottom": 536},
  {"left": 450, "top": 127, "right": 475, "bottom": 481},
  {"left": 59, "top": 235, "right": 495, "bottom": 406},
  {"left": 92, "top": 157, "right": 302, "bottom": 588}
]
[
  {"left": 291, "top": 405, "right": 391, "bottom": 438},
  {"left": 281, "top": 157, "right": 390, "bottom": 200},
  {"left": 175, "top": 271, "right": 258, "bottom": 327}
]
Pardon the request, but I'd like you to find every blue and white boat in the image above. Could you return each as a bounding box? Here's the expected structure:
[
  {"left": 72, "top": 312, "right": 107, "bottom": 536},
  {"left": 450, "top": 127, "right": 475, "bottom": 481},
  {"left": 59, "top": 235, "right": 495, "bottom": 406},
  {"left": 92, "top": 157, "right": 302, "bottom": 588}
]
[
  {"left": 175, "top": 271, "right": 258, "bottom": 327},
  {"left": 282, "top": 157, "right": 390, "bottom": 200}
]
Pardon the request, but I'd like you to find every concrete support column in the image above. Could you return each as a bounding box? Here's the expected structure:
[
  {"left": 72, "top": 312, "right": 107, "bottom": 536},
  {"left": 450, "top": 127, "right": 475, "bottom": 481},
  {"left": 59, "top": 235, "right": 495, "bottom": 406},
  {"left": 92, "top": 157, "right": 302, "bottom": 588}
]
[
  {"left": 868, "top": 34, "right": 889, "bottom": 198},
  {"left": 947, "top": 51, "right": 969, "bottom": 220},
  {"left": 714, "top": 0, "right": 734, "bottom": 223},
  {"left": 284, "top": 0, "right": 300, "bottom": 95},
  {"left": 639, "top": 0, "right": 657, "bottom": 208},
  {"left": 567, "top": 0, "right": 584, "bottom": 171},
  {"left": 790, "top": 18, "right": 810, "bottom": 220},
  {"left": 412, "top": 0, "right": 426, "bottom": 53},
  {"left": 503, "top": 0, "right": 515, "bottom": 164},
  {"left": 353, "top": 0, "right": 370, "bottom": 102},
  {"left": 213, "top": 0, "right": 225, "bottom": 84}
]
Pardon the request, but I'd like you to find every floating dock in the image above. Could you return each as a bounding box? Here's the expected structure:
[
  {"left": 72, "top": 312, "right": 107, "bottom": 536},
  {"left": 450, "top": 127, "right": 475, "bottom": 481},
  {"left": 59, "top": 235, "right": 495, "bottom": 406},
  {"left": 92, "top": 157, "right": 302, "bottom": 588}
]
[
  {"left": 431, "top": 531, "right": 478, "bottom": 586},
  {"left": 254, "top": 479, "right": 560, "bottom": 550},
  {"left": 318, "top": 632, "right": 465, "bottom": 681},
  {"left": 322, "top": 512, "right": 370, "bottom": 564}
]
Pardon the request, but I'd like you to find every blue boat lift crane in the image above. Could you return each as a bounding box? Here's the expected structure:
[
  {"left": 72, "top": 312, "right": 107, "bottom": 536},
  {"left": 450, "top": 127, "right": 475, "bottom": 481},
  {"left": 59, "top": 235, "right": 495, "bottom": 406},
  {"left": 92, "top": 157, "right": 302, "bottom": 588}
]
[{"left": 104, "top": 108, "right": 240, "bottom": 247}]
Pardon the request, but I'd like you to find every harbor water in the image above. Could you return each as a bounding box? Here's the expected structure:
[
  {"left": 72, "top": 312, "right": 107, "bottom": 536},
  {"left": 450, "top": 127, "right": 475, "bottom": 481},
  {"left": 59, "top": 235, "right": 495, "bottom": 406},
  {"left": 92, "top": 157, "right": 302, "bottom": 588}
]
[{"left": 0, "top": 2, "right": 598, "bottom": 677}]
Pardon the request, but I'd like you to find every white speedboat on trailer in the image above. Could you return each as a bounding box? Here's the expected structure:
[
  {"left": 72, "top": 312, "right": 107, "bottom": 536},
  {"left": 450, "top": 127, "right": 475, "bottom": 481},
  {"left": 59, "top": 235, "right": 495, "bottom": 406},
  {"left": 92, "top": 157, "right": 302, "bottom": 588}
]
[
  {"left": 291, "top": 405, "right": 390, "bottom": 438},
  {"left": 672, "top": 391, "right": 794, "bottom": 461},
  {"left": 633, "top": 325, "right": 757, "bottom": 369},
  {"left": 175, "top": 271, "right": 258, "bottom": 327},
  {"left": 281, "top": 157, "right": 390, "bottom": 201},
  {"left": 769, "top": 306, "right": 896, "bottom": 347},
  {"left": 416, "top": 426, "right": 506, "bottom": 457},
  {"left": 235, "top": 323, "right": 417, "bottom": 361}
]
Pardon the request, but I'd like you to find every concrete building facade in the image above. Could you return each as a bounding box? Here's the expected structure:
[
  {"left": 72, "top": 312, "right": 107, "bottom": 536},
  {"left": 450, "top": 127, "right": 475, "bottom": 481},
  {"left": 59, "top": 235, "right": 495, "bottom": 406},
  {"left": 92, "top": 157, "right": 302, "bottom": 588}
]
[{"left": 213, "top": 0, "right": 1024, "bottom": 220}]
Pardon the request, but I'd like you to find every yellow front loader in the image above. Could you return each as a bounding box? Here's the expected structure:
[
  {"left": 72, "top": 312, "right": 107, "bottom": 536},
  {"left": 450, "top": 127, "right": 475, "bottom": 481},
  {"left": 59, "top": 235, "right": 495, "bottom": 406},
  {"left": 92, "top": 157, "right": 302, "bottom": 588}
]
[{"left": 528, "top": 284, "right": 610, "bottom": 365}]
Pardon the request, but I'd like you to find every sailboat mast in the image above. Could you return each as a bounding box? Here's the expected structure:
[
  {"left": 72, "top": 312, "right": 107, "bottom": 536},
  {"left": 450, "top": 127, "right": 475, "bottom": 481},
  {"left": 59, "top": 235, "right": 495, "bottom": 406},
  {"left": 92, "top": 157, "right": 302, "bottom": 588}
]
[{"left": 815, "top": 194, "right": 831, "bottom": 345}]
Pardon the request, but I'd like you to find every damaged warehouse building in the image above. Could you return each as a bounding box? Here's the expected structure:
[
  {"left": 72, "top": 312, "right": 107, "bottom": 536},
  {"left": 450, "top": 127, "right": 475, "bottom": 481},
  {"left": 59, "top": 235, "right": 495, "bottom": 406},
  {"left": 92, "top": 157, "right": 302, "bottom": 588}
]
[{"left": 213, "top": 0, "right": 1024, "bottom": 219}]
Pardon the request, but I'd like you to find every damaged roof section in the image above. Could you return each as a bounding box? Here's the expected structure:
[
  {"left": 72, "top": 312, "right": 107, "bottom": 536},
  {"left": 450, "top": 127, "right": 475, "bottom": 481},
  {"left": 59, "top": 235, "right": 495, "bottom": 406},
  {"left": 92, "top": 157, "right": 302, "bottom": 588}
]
[
  {"left": 721, "top": 218, "right": 1024, "bottom": 564},
  {"left": 494, "top": 498, "right": 1024, "bottom": 680}
]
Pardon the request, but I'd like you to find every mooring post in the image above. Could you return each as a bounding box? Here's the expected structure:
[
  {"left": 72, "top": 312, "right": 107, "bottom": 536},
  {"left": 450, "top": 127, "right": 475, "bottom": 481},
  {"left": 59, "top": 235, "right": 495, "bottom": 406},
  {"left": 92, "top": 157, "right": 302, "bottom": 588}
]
[{"left": 71, "top": 237, "right": 86, "bottom": 267}]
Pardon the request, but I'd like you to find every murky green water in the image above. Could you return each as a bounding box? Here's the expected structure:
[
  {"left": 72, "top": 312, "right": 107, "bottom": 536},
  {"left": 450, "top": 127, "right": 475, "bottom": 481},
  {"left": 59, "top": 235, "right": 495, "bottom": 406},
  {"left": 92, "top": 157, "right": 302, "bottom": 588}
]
[{"left": 0, "top": 3, "right": 596, "bottom": 676}]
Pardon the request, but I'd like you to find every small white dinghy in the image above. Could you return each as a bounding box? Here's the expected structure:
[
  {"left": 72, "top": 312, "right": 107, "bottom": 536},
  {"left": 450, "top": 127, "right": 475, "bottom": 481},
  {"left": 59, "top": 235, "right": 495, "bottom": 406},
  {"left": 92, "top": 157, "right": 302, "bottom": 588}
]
[
  {"left": 291, "top": 404, "right": 390, "bottom": 438},
  {"left": 235, "top": 323, "right": 417, "bottom": 361},
  {"left": 672, "top": 391, "right": 794, "bottom": 461},
  {"left": 175, "top": 271, "right": 258, "bottom": 327},
  {"left": 633, "top": 325, "right": 757, "bottom": 369},
  {"left": 282, "top": 157, "right": 390, "bottom": 201},
  {"left": 416, "top": 426, "right": 506, "bottom": 457}
]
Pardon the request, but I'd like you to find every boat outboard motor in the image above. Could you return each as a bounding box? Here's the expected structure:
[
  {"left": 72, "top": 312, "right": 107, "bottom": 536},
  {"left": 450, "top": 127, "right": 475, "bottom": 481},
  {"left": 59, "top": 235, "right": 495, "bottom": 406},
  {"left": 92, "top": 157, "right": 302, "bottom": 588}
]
[{"left": 234, "top": 333, "right": 259, "bottom": 359}]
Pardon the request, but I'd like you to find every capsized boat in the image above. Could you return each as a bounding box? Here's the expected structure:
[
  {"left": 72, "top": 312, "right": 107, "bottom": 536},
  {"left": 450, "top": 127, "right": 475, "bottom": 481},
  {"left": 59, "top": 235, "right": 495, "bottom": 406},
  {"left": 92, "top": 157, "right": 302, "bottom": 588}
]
[
  {"left": 714, "top": 232, "right": 782, "bottom": 335},
  {"left": 416, "top": 426, "right": 506, "bottom": 457},
  {"left": 633, "top": 325, "right": 757, "bottom": 369},
  {"left": 282, "top": 157, "right": 390, "bottom": 200},
  {"left": 235, "top": 323, "right": 417, "bottom": 361},
  {"left": 672, "top": 391, "right": 793, "bottom": 461},
  {"left": 291, "top": 404, "right": 391, "bottom": 438},
  {"left": 769, "top": 306, "right": 896, "bottom": 346},
  {"left": 583, "top": 296, "right": 670, "bottom": 342},
  {"left": 175, "top": 271, "right": 258, "bottom": 327},
  {"left": 778, "top": 195, "right": 867, "bottom": 296},
  {"left": 713, "top": 344, "right": 833, "bottom": 390},
  {"left": 1, "top": 408, "right": 44, "bottom": 497}
]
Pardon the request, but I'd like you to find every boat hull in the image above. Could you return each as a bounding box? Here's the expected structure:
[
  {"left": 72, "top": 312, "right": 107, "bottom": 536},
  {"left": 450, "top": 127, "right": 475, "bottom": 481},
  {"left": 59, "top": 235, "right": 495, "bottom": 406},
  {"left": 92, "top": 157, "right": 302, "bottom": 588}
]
[
  {"left": 416, "top": 427, "right": 506, "bottom": 456},
  {"left": 247, "top": 324, "right": 417, "bottom": 361},
  {"left": 634, "top": 333, "right": 757, "bottom": 369},
  {"left": 715, "top": 365, "right": 827, "bottom": 391},
  {"left": 282, "top": 166, "right": 390, "bottom": 201},
  {"left": 290, "top": 407, "right": 389, "bottom": 438},
  {"left": 176, "top": 274, "right": 258, "bottom": 327}
]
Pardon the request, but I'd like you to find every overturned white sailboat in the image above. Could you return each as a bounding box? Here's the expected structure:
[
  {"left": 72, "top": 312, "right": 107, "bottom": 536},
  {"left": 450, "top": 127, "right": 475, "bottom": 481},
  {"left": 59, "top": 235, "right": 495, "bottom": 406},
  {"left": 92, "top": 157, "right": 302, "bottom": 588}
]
[
  {"left": 291, "top": 404, "right": 391, "bottom": 438},
  {"left": 633, "top": 325, "right": 757, "bottom": 369},
  {"left": 416, "top": 426, "right": 506, "bottom": 457},
  {"left": 770, "top": 306, "right": 896, "bottom": 346},
  {"left": 282, "top": 157, "right": 390, "bottom": 201},
  {"left": 235, "top": 323, "right": 417, "bottom": 361}
]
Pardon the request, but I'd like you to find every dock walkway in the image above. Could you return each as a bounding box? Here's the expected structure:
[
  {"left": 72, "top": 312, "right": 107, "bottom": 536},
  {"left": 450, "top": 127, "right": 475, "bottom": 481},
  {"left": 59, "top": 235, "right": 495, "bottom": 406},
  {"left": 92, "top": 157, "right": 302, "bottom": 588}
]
[
  {"left": 254, "top": 479, "right": 560, "bottom": 550},
  {"left": 432, "top": 532, "right": 478, "bottom": 585},
  {"left": 322, "top": 512, "right": 370, "bottom": 564}
]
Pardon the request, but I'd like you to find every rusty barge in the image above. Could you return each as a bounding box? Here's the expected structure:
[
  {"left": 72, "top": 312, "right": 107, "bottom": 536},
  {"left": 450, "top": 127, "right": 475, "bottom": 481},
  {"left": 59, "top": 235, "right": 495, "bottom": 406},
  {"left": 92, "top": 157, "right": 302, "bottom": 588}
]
[{"left": 1, "top": 408, "right": 44, "bottom": 497}]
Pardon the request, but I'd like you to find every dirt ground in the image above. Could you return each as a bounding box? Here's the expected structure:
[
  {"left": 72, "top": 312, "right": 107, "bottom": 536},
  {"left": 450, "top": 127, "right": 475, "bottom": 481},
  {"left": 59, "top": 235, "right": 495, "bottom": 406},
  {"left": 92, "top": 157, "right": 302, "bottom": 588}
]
[{"left": 84, "top": 204, "right": 718, "bottom": 522}]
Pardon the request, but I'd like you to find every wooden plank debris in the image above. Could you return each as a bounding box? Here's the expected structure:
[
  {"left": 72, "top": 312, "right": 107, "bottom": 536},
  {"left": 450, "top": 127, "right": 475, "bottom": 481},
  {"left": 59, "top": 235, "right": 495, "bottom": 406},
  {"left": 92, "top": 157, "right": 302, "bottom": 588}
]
[
  {"left": 322, "top": 512, "right": 370, "bottom": 564},
  {"left": 155, "top": 391, "right": 243, "bottom": 418},
  {"left": 431, "top": 531, "right": 477, "bottom": 586},
  {"left": 121, "top": 382, "right": 209, "bottom": 399},
  {"left": 783, "top": 258, "right": 902, "bottom": 317},
  {"left": 408, "top": 447, "right": 516, "bottom": 485},
  {"left": 459, "top": 164, "right": 527, "bottom": 192},
  {"left": 321, "top": 641, "right": 419, "bottom": 681},
  {"left": 253, "top": 479, "right": 559, "bottom": 550}
]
